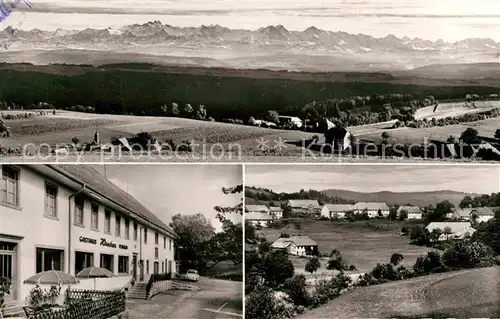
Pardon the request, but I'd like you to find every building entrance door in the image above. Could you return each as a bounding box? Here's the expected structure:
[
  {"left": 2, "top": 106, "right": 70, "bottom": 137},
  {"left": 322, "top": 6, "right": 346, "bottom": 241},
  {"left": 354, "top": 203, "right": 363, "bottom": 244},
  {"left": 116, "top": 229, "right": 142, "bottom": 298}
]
[
  {"left": 0, "top": 241, "right": 17, "bottom": 301},
  {"left": 153, "top": 262, "right": 159, "bottom": 275},
  {"left": 132, "top": 254, "right": 138, "bottom": 281}
]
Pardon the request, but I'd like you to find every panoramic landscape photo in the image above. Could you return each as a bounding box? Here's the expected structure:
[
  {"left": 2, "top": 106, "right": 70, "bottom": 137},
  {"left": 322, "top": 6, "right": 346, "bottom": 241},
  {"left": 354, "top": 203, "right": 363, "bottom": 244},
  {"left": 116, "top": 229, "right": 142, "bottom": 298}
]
[
  {"left": 244, "top": 164, "right": 500, "bottom": 318},
  {"left": 1, "top": 0, "right": 500, "bottom": 161}
]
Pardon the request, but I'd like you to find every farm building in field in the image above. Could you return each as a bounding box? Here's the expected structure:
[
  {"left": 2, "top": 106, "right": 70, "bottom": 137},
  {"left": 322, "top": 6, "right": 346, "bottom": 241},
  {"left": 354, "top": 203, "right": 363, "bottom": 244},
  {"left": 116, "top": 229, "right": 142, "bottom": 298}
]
[
  {"left": 353, "top": 202, "right": 390, "bottom": 218},
  {"left": 269, "top": 240, "right": 298, "bottom": 255},
  {"left": 451, "top": 207, "right": 495, "bottom": 223},
  {"left": 245, "top": 204, "right": 270, "bottom": 214},
  {"left": 324, "top": 126, "right": 352, "bottom": 151},
  {"left": 271, "top": 236, "right": 318, "bottom": 256},
  {"left": 268, "top": 206, "right": 283, "bottom": 219},
  {"left": 397, "top": 206, "right": 423, "bottom": 220},
  {"left": 321, "top": 204, "right": 354, "bottom": 219},
  {"left": 245, "top": 212, "right": 273, "bottom": 227},
  {"left": 287, "top": 199, "right": 322, "bottom": 215},
  {"left": 425, "top": 222, "right": 476, "bottom": 241}
]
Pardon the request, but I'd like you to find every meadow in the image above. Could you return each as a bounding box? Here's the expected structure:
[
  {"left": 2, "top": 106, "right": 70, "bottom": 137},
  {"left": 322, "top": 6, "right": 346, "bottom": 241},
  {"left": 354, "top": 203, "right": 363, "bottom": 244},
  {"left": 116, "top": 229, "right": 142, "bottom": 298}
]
[
  {"left": 298, "top": 267, "right": 500, "bottom": 319},
  {"left": 258, "top": 219, "right": 434, "bottom": 275}
]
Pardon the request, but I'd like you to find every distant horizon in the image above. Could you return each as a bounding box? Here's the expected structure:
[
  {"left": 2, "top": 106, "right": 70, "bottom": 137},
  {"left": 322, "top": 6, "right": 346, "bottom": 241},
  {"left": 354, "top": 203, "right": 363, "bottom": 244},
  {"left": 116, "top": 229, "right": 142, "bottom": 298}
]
[
  {"left": 247, "top": 185, "right": 485, "bottom": 195},
  {"left": 3, "top": 0, "right": 500, "bottom": 41},
  {"left": 245, "top": 165, "right": 500, "bottom": 195}
]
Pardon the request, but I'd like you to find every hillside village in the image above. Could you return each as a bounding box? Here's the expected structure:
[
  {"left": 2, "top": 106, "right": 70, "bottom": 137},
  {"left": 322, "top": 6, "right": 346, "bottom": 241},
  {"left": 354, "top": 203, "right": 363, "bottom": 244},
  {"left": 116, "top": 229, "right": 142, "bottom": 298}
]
[
  {"left": 246, "top": 197, "right": 498, "bottom": 256},
  {"left": 245, "top": 182, "right": 500, "bottom": 319}
]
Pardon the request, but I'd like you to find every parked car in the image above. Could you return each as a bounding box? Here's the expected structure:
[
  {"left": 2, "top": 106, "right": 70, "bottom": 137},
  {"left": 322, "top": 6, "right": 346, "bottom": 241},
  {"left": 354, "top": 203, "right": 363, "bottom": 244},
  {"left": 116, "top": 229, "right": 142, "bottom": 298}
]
[{"left": 185, "top": 269, "right": 199, "bottom": 282}]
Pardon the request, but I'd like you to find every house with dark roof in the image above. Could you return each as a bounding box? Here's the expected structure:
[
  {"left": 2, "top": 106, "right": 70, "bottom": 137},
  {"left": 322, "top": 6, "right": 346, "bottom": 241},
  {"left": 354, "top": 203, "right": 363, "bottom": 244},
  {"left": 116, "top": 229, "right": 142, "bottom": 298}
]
[
  {"left": 0, "top": 164, "right": 178, "bottom": 304},
  {"left": 353, "top": 202, "right": 390, "bottom": 218},
  {"left": 397, "top": 206, "right": 423, "bottom": 220},
  {"left": 271, "top": 236, "right": 318, "bottom": 256},
  {"left": 321, "top": 204, "right": 354, "bottom": 219},
  {"left": 245, "top": 205, "right": 270, "bottom": 214},
  {"left": 287, "top": 199, "right": 322, "bottom": 215},
  {"left": 451, "top": 207, "right": 495, "bottom": 223}
]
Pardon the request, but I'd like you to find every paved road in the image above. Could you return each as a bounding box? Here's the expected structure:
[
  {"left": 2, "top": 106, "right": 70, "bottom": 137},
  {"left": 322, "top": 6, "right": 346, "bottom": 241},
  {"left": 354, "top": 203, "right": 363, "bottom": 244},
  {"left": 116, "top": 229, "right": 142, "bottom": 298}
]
[{"left": 127, "top": 278, "right": 242, "bottom": 319}]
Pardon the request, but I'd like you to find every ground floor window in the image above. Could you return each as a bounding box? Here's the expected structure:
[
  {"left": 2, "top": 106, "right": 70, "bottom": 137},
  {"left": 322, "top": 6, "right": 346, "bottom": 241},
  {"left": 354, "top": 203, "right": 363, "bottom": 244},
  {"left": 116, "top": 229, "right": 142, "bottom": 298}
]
[
  {"left": 100, "top": 254, "right": 114, "bottom": 273},
  {"left": 118, "top": 256, "right": 129, "bottom": 274},
  {"left": 36, "top": 248, "right": 64, "bottom": 273},
  {"left": 75, "top": 251, "right": 94, "bottom": 274},
  {"left": 162, "top": 262, "right": 164, "bottom": 273},
  {"left": 146, "top": 260, "right": 149, "bottom": 274}
]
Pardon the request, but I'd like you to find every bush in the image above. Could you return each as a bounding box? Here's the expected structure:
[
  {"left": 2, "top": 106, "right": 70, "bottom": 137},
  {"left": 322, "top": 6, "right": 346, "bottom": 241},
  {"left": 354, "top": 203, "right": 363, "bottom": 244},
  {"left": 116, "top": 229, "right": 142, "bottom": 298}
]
[
  {"left": 305, "top": 257, "right": 321, "bottom": 274},
  {"left": 283, "top": 275, "right": 309, "bottom": 307},
  {"left": 356, "top": 273, "right": 379, "bottom": 287},
  {"left": 309, "top": 272, "right": 352, "bottom": 308},
  {"left": 246, "top": 286, "right": 290, "bottom": 319},
  {"left": 413, "top": 251, "right": 447, "bottom": 275},
  {"left": 370, "top": 263, "right": 399, "bottom": 282},
  {"left": 442, "top": 240, "right": 494, "bottom": 269}
]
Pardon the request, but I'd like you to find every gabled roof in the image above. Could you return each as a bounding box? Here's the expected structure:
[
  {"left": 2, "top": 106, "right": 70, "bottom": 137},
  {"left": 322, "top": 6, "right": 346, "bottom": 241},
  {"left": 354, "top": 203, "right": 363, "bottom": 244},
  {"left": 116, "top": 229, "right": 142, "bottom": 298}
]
[
  {"left": 268, "top": 206, "right": 283, "bottom": 212},
  {"left": 397, "top": 206, "right": 422, "bottom": 214},
  {"left": 453, "top": 207, "right": 495, "bottom": 217},
  {"left": 354, "top": 202, "right": 390, "bottom": 211},
  {"left": 323, "top": 204, "right": 354, "bottom": 212},
  {"left": 51, "top": 165, "right": 177, "bottom": 238},
  {"left": 272, "top": 236, "right": 317, "bottom": 247},
  {"left": 270, "top": 240, "right": 297, "bottom": 249},
  {"left": 245, "top": 212, "right": 273, "bottom": 221},
  {"left": 288, "top": 199, "right": 321, "bottom": 209},
  {"left": 245, "top": 205, "right": 270, "bottom": 212},
  {"left": 425, "top": 222, "right": 475, "bottom": 234}
]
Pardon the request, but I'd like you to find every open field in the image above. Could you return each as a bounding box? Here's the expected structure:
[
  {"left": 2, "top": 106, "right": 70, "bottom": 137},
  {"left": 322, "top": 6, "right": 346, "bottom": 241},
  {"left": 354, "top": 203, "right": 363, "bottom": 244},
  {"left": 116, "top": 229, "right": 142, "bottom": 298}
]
[
  {"left": 257, "top": 219, "right": 434, "bottom": 274},
  {"left": 358, "top": 116, "right": 500, "bottom": 144},
  {"left": 298, "top": 266, "right": 500, "bottom": 319},
  {"left": 0, "top": 110, "right": 315, "bottom": 155}
]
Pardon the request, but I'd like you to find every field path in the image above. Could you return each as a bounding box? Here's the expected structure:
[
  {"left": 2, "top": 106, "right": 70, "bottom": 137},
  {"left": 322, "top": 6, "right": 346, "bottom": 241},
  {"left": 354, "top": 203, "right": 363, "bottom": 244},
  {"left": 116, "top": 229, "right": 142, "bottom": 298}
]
[{"left": 298, "top": 267, "right": 500, "bottom": 319}]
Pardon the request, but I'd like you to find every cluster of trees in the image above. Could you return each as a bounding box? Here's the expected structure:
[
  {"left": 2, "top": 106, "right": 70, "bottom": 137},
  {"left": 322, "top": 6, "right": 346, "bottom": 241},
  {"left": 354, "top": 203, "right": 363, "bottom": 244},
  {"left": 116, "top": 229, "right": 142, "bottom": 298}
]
[
  {"left": 0, "top": 67, "right": 498, "bottom": 122},
  {"left": 245, "top": 187, "right": 354, "bottom": 206},
  {"left": 169, "top": 185, "right": 242, "bottom": 278},
  {"left": 358, "top": 239, "right": 496, "bottom": 287},
  {"left": 245, "top": 233, "right": 354, "bottom": 319},
  {"left": 459, "top": 192, "right": 500, "bottom": 208},
  {"left": 397, "top": 107, "right": 500, "bottom": 129}
]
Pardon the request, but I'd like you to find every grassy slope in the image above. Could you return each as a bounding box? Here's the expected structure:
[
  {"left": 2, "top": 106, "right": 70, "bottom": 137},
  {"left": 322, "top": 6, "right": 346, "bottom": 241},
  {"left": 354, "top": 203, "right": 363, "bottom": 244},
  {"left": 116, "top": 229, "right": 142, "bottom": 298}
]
[
  {"left": 298, "top": 267, "right": 500, "bottom": 319},
  {"left": 257, "top": 219, "right": 433, "bottom": 273}
]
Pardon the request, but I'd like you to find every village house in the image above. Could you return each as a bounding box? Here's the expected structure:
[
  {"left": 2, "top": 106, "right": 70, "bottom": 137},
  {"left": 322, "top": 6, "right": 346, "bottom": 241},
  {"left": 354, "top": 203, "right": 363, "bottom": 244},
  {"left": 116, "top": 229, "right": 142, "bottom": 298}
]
[
  {"left": 320, "top": 204, "right": 354, "bottom": 219},
  {"left": 245, "top": 212, "right": 273, "bottom": 228},
  {"left": 425, "top": 222, "right": 476, "bottom": 241},
  {"left": 270, "top": 236, "right": 318, "bottom": 256},
  {"left": 287, "top": 199, "right": 322, "bottom": 215},
  {"left": 268, "top": 206, "right": 283, "bottom": 219},
  {"left": 0, "top": 165, "right": 178, "bottom": 304},
  {"left": 450, "top": 207, "right": 495, "bottom": 223},
  {"left": 397, "top": 206, "right": 423, "bottom": 220},
  {"left": 353, "top": 202, "right": 390, "bottom": 218}
]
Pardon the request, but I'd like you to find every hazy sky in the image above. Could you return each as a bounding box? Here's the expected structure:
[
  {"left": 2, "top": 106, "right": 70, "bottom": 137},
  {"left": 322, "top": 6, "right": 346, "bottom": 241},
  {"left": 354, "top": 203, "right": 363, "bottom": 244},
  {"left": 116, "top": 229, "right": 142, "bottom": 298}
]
[
  {"left": 246, "top": 165, "right": 500, "bottom": 194},
  {"left": 91, "top": 164, "right": 242, "bottom": 232},
  {"left": 2, "top": 0, "right": 500, "bottom": 41}
]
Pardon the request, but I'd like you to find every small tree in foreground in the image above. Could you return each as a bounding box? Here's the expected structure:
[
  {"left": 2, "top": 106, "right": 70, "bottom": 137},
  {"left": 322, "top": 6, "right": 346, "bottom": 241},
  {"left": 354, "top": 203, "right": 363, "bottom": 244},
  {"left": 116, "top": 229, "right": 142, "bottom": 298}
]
[
  {"left": 390, "top": 253, "right": 404, "bottom": 266},
  {"left": 305, "top": 257, "right": 321, "bottom": 274}
]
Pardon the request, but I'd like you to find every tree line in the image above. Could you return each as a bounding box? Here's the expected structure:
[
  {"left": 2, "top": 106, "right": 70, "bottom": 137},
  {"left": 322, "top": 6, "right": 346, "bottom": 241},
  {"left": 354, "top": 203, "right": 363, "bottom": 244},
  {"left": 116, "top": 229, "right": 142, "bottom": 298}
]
[{"left": 0, "top": 68, "right": 498, "bottom": 121}]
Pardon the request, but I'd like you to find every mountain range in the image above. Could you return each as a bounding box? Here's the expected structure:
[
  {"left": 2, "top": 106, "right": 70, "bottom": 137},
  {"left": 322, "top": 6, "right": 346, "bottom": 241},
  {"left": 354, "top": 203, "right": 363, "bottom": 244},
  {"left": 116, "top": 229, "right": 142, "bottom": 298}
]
[{"left": 1, "top": 21, "right": 500, "bottom": 72}]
